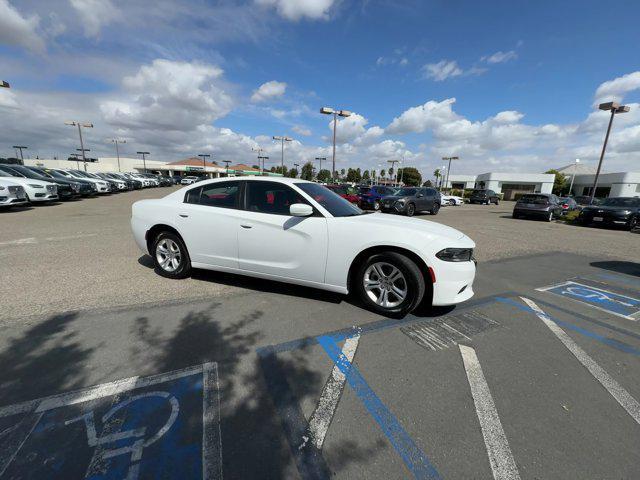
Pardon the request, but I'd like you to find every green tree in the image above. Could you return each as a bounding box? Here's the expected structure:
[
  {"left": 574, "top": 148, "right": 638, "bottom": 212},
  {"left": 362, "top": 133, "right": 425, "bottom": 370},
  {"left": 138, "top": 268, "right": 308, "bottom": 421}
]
[
  {"left": 340, "top": 168, "right": 346, "bottom": 177},
  {"left": 362, "top": 170, "right": 370, "bottom": 181},
  {"left": 388, "top": 167, "right": 394, "bottom": 179},
  {"left": 423, "top": 179, "right": 433, "bottom": 187},
  {"left": 252, "top": 164, "right": 260, "bottom": 170},
  {"left": 545, "top": 169, "right": 568, "bottom": 195},
  {"left": 300, "top": 162, "right": 314, "bottom": 181},
  {"left": 287, "top": 167, "right": 298, "bottom": 178},
  {"left": 317, "top": 169, "right": 332, "bottom": 183},
  {"left": 397, "top": 167, "right": 422, "bottom": 186},
  {"left": 380, "top": 169, "right": 386, "bottom": 179}
]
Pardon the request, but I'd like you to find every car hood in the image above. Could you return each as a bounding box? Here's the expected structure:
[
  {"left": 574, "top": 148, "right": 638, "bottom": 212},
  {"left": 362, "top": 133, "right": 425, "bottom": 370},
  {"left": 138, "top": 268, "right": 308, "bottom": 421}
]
[
  {"left": 345, "top": 212, "right": 470, "bottom": 242},
  {"left": 381, "top": 195, "right": 407, "bottom": 202},
  {"left": 0, "top": 175, "right": 54, "bottom": 187}
]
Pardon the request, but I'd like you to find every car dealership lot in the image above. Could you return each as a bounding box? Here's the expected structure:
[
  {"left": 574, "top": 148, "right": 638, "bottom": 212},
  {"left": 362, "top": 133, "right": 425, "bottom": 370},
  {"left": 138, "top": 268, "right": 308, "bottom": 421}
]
[{"left": 1, "top": 189, "right": 639, "bottom": 478}]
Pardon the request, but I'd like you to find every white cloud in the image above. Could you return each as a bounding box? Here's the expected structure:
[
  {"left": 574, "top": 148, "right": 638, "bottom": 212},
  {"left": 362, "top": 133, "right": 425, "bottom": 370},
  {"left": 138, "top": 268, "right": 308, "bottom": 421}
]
[
  {"left": 422, "top": 60, "right": 463, "bottom": 81},
  {"left": 492, "top": 111, "right": 524, "bottom": 124},
  {"left": 482, "top": 50, "right": 518, "bottom": 64},
  {"left": 386, "top": 98, "right": 459, "bottom": 134},
  {"left": 255, "top": 0, "right": 336, "bottom": 21},
  {"left": 292, "top": 125, "right": 312, "bottom": 136},
  {"left": 69, "top": 0, "right": 122, "bottom": 37},
  {"left": 327, "top": 113, "right": 384, "bottom": 145},
  {"left": 251, "top": 80, "right": 287, "bottom": 102},
  {"left": 594, "top": 71, "right": 640, "bottom": 104},
  {"left": 0, "top": 0, "right": 45, "bottom": 53}
]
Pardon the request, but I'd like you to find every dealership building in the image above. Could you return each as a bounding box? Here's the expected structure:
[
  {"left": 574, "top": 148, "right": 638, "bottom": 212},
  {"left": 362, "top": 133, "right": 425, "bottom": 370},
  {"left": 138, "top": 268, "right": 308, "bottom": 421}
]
[{"left": 445, "top": 172, "right": 555, "bottom": 200}]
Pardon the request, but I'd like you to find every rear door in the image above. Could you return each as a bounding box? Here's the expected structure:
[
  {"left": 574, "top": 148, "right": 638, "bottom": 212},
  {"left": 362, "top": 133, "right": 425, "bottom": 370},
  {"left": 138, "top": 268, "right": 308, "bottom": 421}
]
[
  {"left": 177, "top": 180, "right": 242, "bottom": 268},
  {"left": 237, "top": 181, "right": 328, "bottom": 284}
]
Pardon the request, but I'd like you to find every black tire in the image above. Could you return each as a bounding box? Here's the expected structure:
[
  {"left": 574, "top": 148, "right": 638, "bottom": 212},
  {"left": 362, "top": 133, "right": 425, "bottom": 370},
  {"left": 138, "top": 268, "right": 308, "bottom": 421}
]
[
  {"left": 629, "top": 215, "right": 638, "bottom": 231},
  {"left": 494, "top": 199, "right": 499, "bottom": 205},
  {"left": 152, "top": 231, "right": 192, "bottom": 279},
  {"left": 406, "top": 203, "right": 416, "bottom": 217},
  {"left": 546, "top": 211, "right": 553, "bottom": 222},
  {"left": 430, "top": 202, "right": 440, "bottom": 215},
  {"left": 373, "top": 200, "right": 381, "bottom": 211},
  {"left": 354, "top": 252, "right": 425, "bottom": 316}
]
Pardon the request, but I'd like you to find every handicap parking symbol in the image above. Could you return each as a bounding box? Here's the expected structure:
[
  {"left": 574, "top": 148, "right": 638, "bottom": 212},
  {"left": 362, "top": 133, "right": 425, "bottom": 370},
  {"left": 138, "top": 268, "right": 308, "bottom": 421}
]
[
  {"left": 537, "top": 281, "right": 640, "bottom": 320},
  {"left": 0, "top": 363, "right": 222, "bottom": 480}
]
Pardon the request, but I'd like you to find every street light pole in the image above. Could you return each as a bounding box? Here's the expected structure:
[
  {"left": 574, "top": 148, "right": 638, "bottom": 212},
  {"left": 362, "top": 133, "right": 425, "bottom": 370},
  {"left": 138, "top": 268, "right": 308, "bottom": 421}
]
[
  {"left": 252, "top": 147, "right": 266, "bottom": 175},
  {"left": 12, "top": 145, "right": 27, "bottom": 163},
  {"left": 65, "top": 121, "right": 93, "bottom": 172},
  {"left": 293, "top": 163, "right": 300, "bottom": 178},
  {"left": 590, "top": 101, "right": 630, "bottom": 204},
  {"left": 223, "top": 160, "right": 231, "bottom": 176},
  {"left": 273, "top": 136, "right": 292, "bottom": 173},
  {"left": 258, "top": 155, "right": 269, "bottom": 174},
  {"left": 442, "top": 156, "right": 459, "bottom": 192},
  {"left": 137, "top": 151, "right": 150, "bottom": 173},
  {"left": 315, "top": 157, "right": 326, "bottom": 179},
  {"left": 387, "top": 159, "right": 399, "bottom": 186},
  {"left": 198, "top": 154, "right": 211, "bottom": 178},
  {"left": 320, "top": 107, "right": 351, "bottom": 181},
  {"left": 568, "top": 158, "right": 579, "bottom": 196},
  {"left": 109, "top": 139, "right": 126, "bottom": 172}
]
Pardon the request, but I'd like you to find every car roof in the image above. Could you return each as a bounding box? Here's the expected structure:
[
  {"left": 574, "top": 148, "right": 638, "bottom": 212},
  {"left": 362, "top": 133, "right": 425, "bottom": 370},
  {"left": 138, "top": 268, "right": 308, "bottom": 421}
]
[{"left": 195, "top": 176, "right": 313, "bottom": 186}]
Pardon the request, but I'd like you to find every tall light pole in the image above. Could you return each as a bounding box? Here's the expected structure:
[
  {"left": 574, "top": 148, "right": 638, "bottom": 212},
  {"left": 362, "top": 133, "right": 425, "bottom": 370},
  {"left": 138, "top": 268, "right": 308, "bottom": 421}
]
[
  {"left": 442, "top": 156, "right": 459, "bottom": 192},
  {"left": 252, "top": 147, "right": 266, "bottom": 175},
  {"left": 273, "top": 136, "right": 292, "bottom": 173},
  {"left": 109, "top": 139, "right": 126, "bottom": 172},
  {"left": 223, "top": 160, "right": 231, "bottom": 176},
  {"left": 258, "top": 155, "right": 269, "bottom": 174},
  {"left": 320, "top": 107, "right": 351, "bottom": 181},
  {"left": 387, "top": 159, "right": 399, "bottom": 186},
  {"left": 293, "top": 163, "right": 300, "bottom": 178},
  {"left": 198, "top": 154, "right": 211, "bottom": 178},
  {"left": 137, "top": 151, "right": 150, "bottom": 173},
  {"left": 315, "top": 157, "right": 326, "bottom": 178},
  {"left": 12, "top": 145, "right": 27, "bottom": 163},
  {"left": 568, "top": 158, "right": 580, "bottom": 196},
  {"left": 65, "top": 121, "right": 93, "bottom": 171},
  {"left": 590, "top": 101, "right": 630, "bottom": 204}
]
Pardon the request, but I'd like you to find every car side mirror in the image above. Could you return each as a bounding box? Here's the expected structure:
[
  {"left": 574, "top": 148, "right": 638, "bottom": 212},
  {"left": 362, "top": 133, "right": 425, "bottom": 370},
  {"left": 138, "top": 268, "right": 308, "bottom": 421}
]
[{"left": 290, "top": 203, "right": 313, "bottom": 217}]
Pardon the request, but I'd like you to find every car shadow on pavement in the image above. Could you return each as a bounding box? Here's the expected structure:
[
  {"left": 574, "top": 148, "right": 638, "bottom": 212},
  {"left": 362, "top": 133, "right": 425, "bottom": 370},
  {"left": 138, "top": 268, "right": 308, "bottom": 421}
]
[
  {"left": 590, "top": 260, "right": 640, "bottom": 277},
  {"left": 130, "top": 302, "right": 387, "bottom": 478}
]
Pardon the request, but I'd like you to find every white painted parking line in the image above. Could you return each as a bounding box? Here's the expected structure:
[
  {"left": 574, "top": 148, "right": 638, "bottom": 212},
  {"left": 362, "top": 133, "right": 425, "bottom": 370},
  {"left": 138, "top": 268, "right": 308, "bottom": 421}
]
[
  {"left": 0, "top": 233, "right": 97, "bottom": 248},
  {"left": 520, "top": 297, "right": 640, "bottom": 425},
  {"left": 203, "top": 362, "right": 224, "bottom": 480},
  {"left": 459, "top": 345, "right": 521, "bottom": 480},
  {"left": 307, "top": 334, "right": 360, "bottom": 449}
]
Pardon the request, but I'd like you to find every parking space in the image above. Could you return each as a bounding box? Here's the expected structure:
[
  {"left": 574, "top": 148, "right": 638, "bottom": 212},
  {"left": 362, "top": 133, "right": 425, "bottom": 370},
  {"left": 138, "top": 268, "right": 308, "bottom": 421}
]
[{"left": 1, "top": 189, "right": 639, "bottom": 478}]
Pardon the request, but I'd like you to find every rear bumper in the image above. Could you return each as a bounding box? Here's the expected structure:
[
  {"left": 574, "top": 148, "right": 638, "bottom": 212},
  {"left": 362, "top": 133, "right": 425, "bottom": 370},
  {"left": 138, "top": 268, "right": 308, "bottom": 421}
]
[
  {"left": 431, "top": 260, "right": 476, "bottom": 306},
  {"left": 580, "top": 212, "right": 631, "bottom": 226},
  {"left": 513, "top": 207, "right": 551, "bottom": 217}
]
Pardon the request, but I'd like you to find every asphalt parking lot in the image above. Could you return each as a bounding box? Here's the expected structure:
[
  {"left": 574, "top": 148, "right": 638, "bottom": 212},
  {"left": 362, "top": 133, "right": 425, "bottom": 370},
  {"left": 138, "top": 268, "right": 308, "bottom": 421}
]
[{"left": 1, "top": 189, "right": 639, "bottom": 479}]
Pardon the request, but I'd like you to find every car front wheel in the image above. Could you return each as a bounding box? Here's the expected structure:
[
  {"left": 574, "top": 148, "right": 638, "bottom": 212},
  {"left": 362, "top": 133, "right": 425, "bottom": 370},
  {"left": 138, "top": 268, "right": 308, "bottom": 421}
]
[
  {"left": 373, "top": 200, "right": 381, "bottom": 211},
  {"left": 406, "top": 203, "right": 416, "bottom": 216},
  {"left": 355, "top": 252, "right": 425, "bottom": 316},
  {"left": 629, "top": 215, "right": 638, "bottom": 231},
  {"left": 152, "top": 232, "right": 191, "bottom": 279},
  {"left": 430, "top": 202, "right": 440, "bottom": 215}
]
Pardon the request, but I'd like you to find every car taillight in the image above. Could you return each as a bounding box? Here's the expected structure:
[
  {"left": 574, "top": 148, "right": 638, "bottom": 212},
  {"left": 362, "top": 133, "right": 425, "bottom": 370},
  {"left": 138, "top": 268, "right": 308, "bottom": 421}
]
[{"left": 562, "top": 204, "right": 569, "bottom": 209}]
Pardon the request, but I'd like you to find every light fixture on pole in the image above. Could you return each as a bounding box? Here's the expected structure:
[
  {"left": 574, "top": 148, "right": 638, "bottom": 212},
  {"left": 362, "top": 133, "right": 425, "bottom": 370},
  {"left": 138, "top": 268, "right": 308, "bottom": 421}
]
[
  {"left": 273, "top": 136, "right": 292, "bottom": 173},
  {"left": 0, "top": 81, "right": 9, "bottom": 88},
  {"left": 223, "top": 160, "right": 231, "bottom": 176},
  {"left": 442, "top": 156, "right": 459, "bottom": 192},
  {"left": 387, "top": 159, "right": 399, "bottom": 186},
  {"left": 198, "top": 154, "right": 211, "bottom": 177},
  {"left": 137, "top": 151, "right": 150, "bottom": 173},
  {"left": 109, "top": 139, "right": 126, "bottom": 172},
  {"left": 12, "top": 145, "right": 27, "bottom": 163},
  {"left": 590, "top": 101, "right": 629, "bottom": 204},
  {"left": 568, "top": 158, "right": 580, "bottom": 196},
  {"left": 65, "top": 121, "right": 93, "bottom": 171},
  {"left": 320, "top": 107, "right": 351, "bottom": 181}
]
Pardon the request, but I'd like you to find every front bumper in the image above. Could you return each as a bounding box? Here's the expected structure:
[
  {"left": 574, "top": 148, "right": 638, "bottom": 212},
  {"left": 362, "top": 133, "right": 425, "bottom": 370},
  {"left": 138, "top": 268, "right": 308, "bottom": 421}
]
[{"left": 431, "top": 259, "right": 476, "bottom": 306}]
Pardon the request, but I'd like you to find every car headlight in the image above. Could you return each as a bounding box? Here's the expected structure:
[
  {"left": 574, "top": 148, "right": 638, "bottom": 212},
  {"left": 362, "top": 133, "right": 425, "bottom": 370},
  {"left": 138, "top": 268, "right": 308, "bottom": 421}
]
[
  {"left": 395, "top": 199, "right": 405, "bottom": 205},
  {"left": 72, "top": 183, "right": 81, "bottom": 191},
  {"left": 620, "top": 210, "right": 632, "bottom": 215},
  {"left": 436, "top": 248, "right": 474, "bottom": 262},
  {"left": 28, "top": 184, "right": 44, "bottom": 188}
]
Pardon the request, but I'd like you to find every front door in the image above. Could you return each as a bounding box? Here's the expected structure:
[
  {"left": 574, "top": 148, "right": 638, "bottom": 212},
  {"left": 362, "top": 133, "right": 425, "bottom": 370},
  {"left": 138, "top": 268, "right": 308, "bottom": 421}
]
[{"left": 237, "top": 181, "right": 328, "bottom": 284}]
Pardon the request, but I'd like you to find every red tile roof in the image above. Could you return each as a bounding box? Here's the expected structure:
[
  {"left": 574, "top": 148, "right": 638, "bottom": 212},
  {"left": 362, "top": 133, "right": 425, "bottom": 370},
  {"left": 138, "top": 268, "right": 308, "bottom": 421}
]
[
  {"left": 230, "top": 164, "right": 260, "bottom": 171},
  {"left": 167, "top": 157, "right": 218, "bottom": 166}
]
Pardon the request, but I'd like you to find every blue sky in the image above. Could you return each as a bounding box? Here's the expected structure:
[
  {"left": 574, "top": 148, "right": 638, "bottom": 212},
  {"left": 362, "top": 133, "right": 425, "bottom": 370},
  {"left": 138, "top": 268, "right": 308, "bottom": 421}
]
[{"left": 1, "top": 0, "right": 640, "bottom": 176}]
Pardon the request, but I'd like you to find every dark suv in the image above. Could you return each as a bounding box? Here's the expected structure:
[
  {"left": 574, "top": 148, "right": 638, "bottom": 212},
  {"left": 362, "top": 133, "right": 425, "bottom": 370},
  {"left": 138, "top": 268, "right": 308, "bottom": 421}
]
[
  {"left": 470, "top": 189, "right": 499, "bottom": 205},
  {"left": 579, "top": 197, "right": 640, "bottom": 230},
  {"left": 380, "top": 187, "right": 441, "bottom": 216},
  {"left": 358, "top": 185, "right": 396, "bottom": 210},
  {"left": 513, "top": 193, "right": 563, "bottom": 221}
]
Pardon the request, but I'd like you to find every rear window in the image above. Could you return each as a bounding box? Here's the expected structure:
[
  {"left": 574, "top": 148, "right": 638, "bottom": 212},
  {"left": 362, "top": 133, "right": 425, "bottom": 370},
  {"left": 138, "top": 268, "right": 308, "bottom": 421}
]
[
  {"left": 519, "top": 194, "right": 550, "bottom": 204},
  {"left": 601, "top": 197, "right": 640, "bottom": 207},
  {"left": 184, "top": 181, "right": 240, "bottom": 208}
]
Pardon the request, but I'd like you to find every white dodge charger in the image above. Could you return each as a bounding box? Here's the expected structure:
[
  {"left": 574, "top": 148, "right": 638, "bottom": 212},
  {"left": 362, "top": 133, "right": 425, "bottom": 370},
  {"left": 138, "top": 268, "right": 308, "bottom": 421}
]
[{"left": 131, "top": 177, "right": 476, "bottom": 316}]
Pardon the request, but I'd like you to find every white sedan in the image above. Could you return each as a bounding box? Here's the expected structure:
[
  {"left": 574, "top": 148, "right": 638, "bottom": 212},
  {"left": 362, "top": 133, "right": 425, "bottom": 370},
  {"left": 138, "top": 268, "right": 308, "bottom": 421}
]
[
  {"left": 0, "top": 178, "right": 28, "bottom": 208},
  {"left": 441, "top": 194, "right": 464, "bottom": 206},
  {"left": 131, "top": 177, "right": 476, "bottom": 316}
]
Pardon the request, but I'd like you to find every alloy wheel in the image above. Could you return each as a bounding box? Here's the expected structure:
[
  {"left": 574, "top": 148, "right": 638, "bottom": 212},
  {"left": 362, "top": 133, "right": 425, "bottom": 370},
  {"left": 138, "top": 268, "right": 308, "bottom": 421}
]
[
  {"left": 374, "top": 201, "right": 380, "bottom": 210},
  {"left": 363, "top": 262, "right": 408, "bottom": 308},
  {"left": 407, "top": 204, "right": 415, "bottom": 216},
  {"left": 156, "top": 238, "right": 182, "bottom": 272}
]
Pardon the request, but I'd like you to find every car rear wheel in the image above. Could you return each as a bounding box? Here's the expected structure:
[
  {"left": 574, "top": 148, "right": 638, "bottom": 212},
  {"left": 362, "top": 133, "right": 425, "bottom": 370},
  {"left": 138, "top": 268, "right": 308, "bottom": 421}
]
[
  {"left": 373, "top": 200, "right": 381, "bottom": 211},
  {"left": 406, "top": 203, "right": 415, "bottom": 216},
  {"left": 430, "top": 202, "right": 440, "bottom": 215},
  {"left": 546, "top": 211, "right": 553, "bottom": 222},
  {"left": 629, "top": 215, "right": 638, "bottom": 231},
  {"left": 355, "top": 252, "right": 425, "bottom": 316},
  {"left": 152, "top": 232, "right": 191, "bottom": 279}
]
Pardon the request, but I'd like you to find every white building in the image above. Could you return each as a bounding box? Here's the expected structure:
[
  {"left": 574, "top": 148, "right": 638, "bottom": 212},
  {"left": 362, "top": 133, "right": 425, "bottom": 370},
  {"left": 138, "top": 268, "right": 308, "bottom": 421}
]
[
  {"left": 569, "top": 172, "right": 640, "bottom": 197},
  {"left": 444, "top": 172, "right": 555, "bottom": 199}
]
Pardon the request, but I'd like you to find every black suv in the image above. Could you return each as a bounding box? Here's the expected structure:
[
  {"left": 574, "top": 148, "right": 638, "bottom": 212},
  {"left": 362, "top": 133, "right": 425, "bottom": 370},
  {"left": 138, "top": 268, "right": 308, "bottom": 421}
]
[
  {"left": 469, "top": 189, "right": 500, "bottom": 205},
  {"left": 380, "top": 187, "right": 441, "bottom": 216},
  {"left": 579, "top": 197, "right": 640, "bottom": 230}
]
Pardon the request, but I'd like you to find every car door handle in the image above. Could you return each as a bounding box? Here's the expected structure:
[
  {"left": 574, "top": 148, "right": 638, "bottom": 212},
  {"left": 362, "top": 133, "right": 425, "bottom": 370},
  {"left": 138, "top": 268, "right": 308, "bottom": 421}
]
[
  {"left": 179, "top": 214, "right": 189, "bottom": 218},
  {"left": 241, "top": 224, "right": 253, "bottom": 229}
]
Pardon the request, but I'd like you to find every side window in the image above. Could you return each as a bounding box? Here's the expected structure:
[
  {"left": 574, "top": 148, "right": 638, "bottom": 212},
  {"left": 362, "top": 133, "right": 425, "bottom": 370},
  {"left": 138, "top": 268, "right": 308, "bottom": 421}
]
[
  {"left": 425, "top": 188, "right": 437, "bottom": 196},
  {"left": 184, "top": 182, "right": 240, "bottom": 208},
  {"left": 245, "top": 181, "right": 309, "bottom": 215}
]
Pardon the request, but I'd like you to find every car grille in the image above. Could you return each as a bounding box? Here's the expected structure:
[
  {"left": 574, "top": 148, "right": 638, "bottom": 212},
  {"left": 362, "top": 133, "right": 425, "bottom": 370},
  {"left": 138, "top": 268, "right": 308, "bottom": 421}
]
[
  {"left": 46, "top": 185, "right": 57, "bottom": 194},
  {"left": 8, "top": 186, "right": 22, "bottom": 194}
]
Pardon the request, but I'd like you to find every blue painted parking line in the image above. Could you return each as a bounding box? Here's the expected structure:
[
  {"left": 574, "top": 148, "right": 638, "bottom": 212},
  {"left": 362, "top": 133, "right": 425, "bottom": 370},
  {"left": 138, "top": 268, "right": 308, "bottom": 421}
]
[
  {"left": 537, "top": 281, "right": 640, "bottom": 320},
  {"left": 318, "top": 335, "right": 441, "bottom": 480},
  {"left": 0, "top": 363, "right": 222, "bottom": 480}
]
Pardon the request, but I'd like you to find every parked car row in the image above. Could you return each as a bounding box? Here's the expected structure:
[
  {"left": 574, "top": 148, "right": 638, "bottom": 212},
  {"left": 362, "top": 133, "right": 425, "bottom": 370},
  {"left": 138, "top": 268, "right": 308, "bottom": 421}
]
[{"left": 0, "top": 164, "right": 174, "bottom": 209}]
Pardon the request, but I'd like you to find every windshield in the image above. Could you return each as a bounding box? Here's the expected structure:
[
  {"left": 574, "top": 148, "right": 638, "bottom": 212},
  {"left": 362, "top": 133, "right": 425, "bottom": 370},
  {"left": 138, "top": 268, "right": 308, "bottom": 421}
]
[
  {"left": 0, "top": 167, "right": 21, "bottom": 177},
  {"left": 297, "top": 183, "right": 365, "bottom": 217},
  {"left": 600, "top": 197, "right": 640, "bottom": 207},
  {"left": 30, "top": 168, "right": 53, "bottom": 178},
  {"left": 397, "top": 188, "right": 417, "bottom": 196}
]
